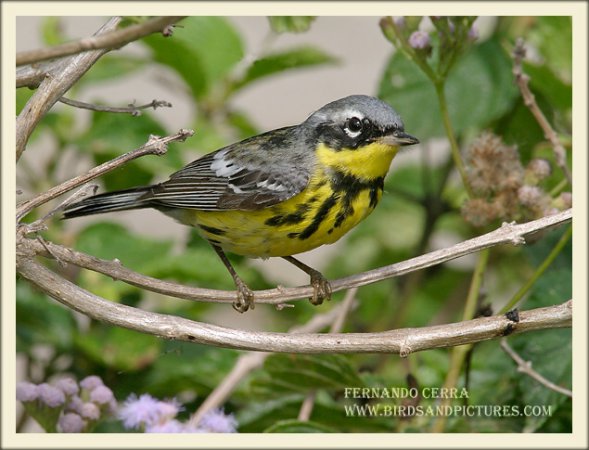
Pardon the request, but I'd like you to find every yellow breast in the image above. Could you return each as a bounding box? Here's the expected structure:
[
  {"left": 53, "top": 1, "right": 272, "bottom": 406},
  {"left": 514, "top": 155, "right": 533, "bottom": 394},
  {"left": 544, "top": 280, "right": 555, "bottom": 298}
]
[{"left": 173, "top": 142, "right": 399, "bottom": 258}]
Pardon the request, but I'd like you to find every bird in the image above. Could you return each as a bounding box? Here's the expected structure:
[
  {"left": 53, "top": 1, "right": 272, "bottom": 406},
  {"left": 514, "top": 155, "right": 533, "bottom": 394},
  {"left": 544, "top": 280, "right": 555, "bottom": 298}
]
[{"left": 63, "top": 95, "right": 419, "bottom": 312}]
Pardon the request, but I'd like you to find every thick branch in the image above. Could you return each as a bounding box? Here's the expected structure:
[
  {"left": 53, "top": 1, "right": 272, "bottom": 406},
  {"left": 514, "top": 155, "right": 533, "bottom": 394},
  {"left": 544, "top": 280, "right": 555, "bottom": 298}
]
[
  {"left": 23, "top": 209, "right": 571, "bottom": 305},
  {"left": 16, "top": 129, "right": 194, "bottom": 223},
  {"left": 16, "top": 16, "right": 185, "bottom": 66},
  {"left": 188, "top": 292, "right": 356, "bottom": 425},
  {"left": 16, "top": 256, "right": 571, "bottom": 354},
  {"left": 16, "top": 17, "right": 121, "bottom": 162}
]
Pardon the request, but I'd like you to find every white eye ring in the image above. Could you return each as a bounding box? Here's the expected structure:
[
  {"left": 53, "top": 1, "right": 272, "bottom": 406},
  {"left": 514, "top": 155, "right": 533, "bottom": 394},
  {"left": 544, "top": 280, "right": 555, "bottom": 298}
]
[{"left": 344, "top": 117, "right": 364, "bottom": 138}]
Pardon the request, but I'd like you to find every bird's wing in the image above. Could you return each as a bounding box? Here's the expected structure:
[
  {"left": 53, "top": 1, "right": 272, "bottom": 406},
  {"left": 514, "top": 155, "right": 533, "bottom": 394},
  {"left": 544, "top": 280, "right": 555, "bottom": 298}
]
[{"left": 143, "top": 127, "right": 312, "bottom": 211}]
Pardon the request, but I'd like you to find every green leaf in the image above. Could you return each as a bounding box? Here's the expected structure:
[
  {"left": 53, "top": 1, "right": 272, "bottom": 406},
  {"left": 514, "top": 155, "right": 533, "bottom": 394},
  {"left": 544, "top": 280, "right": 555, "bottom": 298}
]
[
  {"left": 268, "top": 17, "right": 316, "bottom": 34},
  {"left": 74, "top": 326, "right": 162, "bottom": 372},
  {"left": 143, "top": 17, "right": 244, "bottom": 99},
  {"left": 251, "top": 354, "right": 363, "bottom": 397},
  {"left": 231, "top": 46, "right": 338, "bottom": 93},
  {"left": 76, "top": 54, "right": 149, "bottom": 86},
  {"left": 75, "top": 222, "right": 173, "bottom": 273},
  {"left": 41, "top": 17, "right": 65, "bottom": 46},
  {"left": 264, "top": 419, "right": 336, "bottom": 433},
  {"left": 16, "top": 280, "right": 76, "bottom": 353},
  {"left": 529, "top": 17, "right": 572, "bottom": 83},
  {"left": 74, "top": 110, "right": 183, "bottom": 190},
  {"left": 379, "top": 38, "right": 519, "bottom": 139},
  {"left": 524, "top": 61, "right": 571, "bottom": 113}
]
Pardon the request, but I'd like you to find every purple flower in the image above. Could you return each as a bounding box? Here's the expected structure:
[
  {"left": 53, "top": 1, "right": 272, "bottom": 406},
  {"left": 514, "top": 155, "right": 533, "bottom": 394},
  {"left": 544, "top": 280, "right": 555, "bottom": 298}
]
[
  {"left": 517, "top": 185, "right": 543, "bottom": 206},
  {"left": 393, "top": 16, "right": 405, "bottom": 29},
  {"left": 409, "top": 31, "right": 431, "bottom": 50},
  {"left": 37, "top": 383, "right": 66, "bottom": 408},
  {"left": 560, "top": 192, "right": 572, "bottom": 208},
  {"left": 118, "top": 394, "right": 164, "bottom": 429},
  {"left": 59, "top": 412, "right": 86, "bottom": 433},
  {"left": 197, "top": 409, "right": 238, "bottom": 433},
  {"left": 90, "top": 385, "right": 114, "bottom": 405},
  {"left": 79, "top": 375, "right": 104, "bottom": 391},
  {"left": 80, "top": 402, "right": 101, "bottom": 421},
  {"left": 67, "top": 395, "right": 84, "bottom": 414},
  {"left": 145, "top": 419, "right": 186, "bottom": 433},
  {"left": 16, "top": 381, "right": 39, "bottom": 402},
  {"left": 54, "top": 378, "right": 79, "bottom": 397},
  {"left": 468, "top": 25, "right": 479, "bottom": 41}
]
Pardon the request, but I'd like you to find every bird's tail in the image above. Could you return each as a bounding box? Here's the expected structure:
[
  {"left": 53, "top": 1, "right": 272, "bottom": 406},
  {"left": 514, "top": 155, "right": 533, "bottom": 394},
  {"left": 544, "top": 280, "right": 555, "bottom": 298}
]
[{"left": 62, "top": 186, "right": 152, "bottom": 219}]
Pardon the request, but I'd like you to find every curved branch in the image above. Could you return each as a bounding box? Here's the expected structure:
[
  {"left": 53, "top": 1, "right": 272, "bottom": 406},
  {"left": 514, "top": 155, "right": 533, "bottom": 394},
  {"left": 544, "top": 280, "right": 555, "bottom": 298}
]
[
  {"left": 16, "top": 16, "right": 185, "bottom": 66},
  {"left": 23, "top": 209, "right": 571, "bottom": 305},
  {"left": 15, "top": 255, "right": 572, "bottom": 354},
  {"left": 16, "top": 17, "right": 122, "bottom": 162}
]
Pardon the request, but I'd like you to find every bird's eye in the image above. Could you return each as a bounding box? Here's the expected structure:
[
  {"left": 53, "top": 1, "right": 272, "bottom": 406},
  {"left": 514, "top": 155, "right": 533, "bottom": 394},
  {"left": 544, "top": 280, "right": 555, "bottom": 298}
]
[{"left": 344, "top": 117, "right": 364, "bottom": 137}]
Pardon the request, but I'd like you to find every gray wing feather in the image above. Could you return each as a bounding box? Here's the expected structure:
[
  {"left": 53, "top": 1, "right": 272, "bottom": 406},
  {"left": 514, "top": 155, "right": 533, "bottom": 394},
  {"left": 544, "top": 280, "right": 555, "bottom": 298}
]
[{"left": 143, "top": 126, "right": 312, "bottom": 211}]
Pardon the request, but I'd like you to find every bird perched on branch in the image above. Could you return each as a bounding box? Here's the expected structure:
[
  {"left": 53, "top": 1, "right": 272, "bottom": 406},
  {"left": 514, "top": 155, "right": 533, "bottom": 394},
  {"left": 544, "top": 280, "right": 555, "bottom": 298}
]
[{"left": 63, "top": 95, "right": 419, "bottom": 312}]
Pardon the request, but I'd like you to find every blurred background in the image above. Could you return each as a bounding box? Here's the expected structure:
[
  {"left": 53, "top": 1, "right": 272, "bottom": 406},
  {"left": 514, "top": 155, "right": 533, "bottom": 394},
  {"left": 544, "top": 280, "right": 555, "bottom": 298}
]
[{"left": 15, "top": 16, "right": 573, "bottom": 433}]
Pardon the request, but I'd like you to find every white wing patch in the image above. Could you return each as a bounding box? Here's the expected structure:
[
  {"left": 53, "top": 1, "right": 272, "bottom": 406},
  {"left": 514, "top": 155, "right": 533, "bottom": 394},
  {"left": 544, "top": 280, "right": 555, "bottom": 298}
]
[
  {"left": 256, "top": 179, "right": 288, "bottom": 192},
  {"left": 210, "top": 149, "right": 242, "bottom": 178}
]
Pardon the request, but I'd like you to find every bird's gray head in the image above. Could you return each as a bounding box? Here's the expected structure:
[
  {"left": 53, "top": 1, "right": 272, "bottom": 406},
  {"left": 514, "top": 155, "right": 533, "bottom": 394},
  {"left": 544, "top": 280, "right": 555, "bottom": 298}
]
[{"left": 303, "top": 95, "right": 419, "bottom": 150}]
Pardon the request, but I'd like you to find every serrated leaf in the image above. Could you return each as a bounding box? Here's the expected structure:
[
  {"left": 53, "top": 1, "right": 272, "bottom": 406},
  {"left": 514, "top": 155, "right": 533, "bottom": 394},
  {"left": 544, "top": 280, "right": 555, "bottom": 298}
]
[
  {"left": 264, "top": 419, "right": 336, "bottom": 433},
  {"left": 255, "top": 354, "right": 362, "bottom": 395},
  {"left": 230, "top": 46, "right": 337, "bottom": 93},
  {"left": 379, "top": 38, "right": 519, "bottom": 139},
  {"left": 143, "top": 17, "right": 244, "bottom": 99},
  {"left": 268, "top": 16, "right": 316, "bottom": 34}
]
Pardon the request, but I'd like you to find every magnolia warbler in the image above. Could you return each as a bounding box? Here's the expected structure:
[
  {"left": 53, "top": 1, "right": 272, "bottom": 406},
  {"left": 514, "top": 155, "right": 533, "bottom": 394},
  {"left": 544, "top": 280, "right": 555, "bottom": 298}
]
[{"left": 63, "top": 95, "right": 419, "bottom": 312}]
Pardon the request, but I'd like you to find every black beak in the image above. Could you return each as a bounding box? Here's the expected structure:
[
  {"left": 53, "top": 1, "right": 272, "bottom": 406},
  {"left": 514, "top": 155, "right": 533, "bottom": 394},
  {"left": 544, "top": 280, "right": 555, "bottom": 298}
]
[{"left": 378, "top": 130, "right": 419, "bottom": 146}]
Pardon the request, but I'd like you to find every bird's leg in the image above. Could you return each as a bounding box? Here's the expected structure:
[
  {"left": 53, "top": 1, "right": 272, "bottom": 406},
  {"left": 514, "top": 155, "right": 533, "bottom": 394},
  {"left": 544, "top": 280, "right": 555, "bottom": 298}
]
[
  {"left": 211, "top": 244, "right": 255, "bottom": 313},
  {"left": 282, "top": 256, "right": 332, "bottom": 306}
]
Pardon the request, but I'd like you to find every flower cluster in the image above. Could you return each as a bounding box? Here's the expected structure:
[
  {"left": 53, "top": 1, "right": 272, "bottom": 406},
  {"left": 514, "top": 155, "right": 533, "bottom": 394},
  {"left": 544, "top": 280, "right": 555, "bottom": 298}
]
[
  {"left": 118, "top": 393, "right": 237, "bottom": 433},
  {"left": 16, "top": 375, "right": 116, "bottom": 432},
  {"left": 461, "top": 132, "right": 571, "bottom": 227},
  {"left": 380, "top": 16, "right": 478, "bottom": 76}
]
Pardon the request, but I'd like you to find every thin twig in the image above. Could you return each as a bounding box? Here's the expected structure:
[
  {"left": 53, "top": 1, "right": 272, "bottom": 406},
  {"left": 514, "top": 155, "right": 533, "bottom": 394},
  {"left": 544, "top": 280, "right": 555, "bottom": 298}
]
[
  {"left": 16, "top": 129, "right": 194, "bottom": 223},
  {"left": 16, "top": 17, "right": 122, "bottom": 162},
  {"left": 187, "top": 298, "right": 352, "bottom": 427},
  {"left": 22, "top": 184, "right": 98, "bottom": 235},
  {"left": 16, "top": 16, "right": 185, "bottom": 66},
  {"left": 512, "top": 38, "right": 572, "bottom": 185},
  {"left": 24, "top": 209, "right": 571, "bottom": 305},
  {"left": 500, "top": 339, "right": 572, "bottom": 398},
  {"left": 58, "top": 97, "right": 172, "bottom": 116},
  {"left": 15, "top": 254, "right": 572, "bottom": 353}
]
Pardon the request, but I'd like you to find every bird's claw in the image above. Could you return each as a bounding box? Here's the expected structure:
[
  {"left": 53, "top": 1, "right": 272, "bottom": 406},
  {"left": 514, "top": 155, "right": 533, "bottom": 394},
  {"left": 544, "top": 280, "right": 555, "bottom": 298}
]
[
  {"left": 308, "top": 270, "right": 332, "bottom": 306},
  {"left": 232, "top": 279, "right": 255, "bottom": 313}
]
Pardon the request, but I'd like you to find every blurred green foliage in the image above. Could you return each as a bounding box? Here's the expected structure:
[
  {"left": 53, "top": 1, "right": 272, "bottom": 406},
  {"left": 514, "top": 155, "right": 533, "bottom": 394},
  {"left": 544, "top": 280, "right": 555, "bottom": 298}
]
[{"left": 16, "top": 16, "right": 572, "bottom": 433}]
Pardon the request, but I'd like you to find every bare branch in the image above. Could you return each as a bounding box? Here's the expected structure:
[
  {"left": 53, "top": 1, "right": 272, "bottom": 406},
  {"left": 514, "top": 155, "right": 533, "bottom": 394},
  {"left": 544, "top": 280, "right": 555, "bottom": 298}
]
[
  {"left": 16, "top": 129, "right": 194, "bottom": 223},
  {"left": 16, "top": 62, "right": 55, "bottom": 89},
  {"left": 58, "top": 97, "right": 172, "bottom": 116},
  {"left": 16, "top": 17, "right": 122, "bottom": 162},
  {"left": 188, "top": 294, "right": 355, "bottom": 426},
  {"left": 16, "top": 16, "right": 186, "bottom": 66},
  {"left": 23, "top": 209, "right": 571, "bottom": 305},
  {"left": 15, "top": 254, "right": 572, "bottom": 354},
  {"left": 500, "top": 339, "right": 572, "bottom": 398},
  {"left": 512, "top": 38, "right": 572, "bottom": 185}
]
